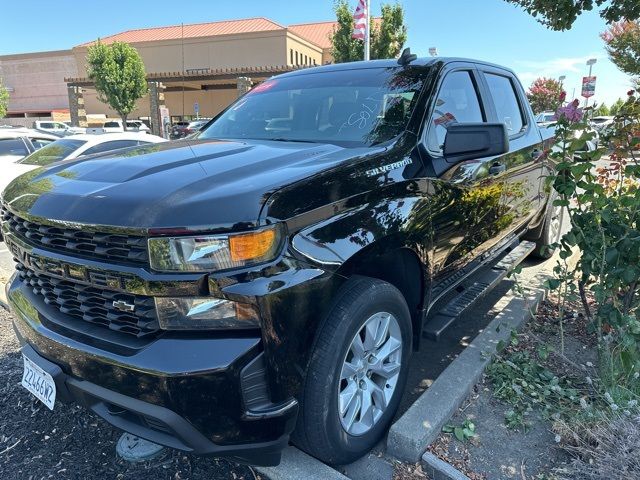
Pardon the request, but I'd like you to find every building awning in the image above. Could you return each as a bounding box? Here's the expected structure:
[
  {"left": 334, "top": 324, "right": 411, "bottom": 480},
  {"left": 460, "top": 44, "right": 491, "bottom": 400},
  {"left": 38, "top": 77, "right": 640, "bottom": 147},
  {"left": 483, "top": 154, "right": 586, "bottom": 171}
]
[{"left": 65, "top": 65, "right": 308, "bottom": 87}]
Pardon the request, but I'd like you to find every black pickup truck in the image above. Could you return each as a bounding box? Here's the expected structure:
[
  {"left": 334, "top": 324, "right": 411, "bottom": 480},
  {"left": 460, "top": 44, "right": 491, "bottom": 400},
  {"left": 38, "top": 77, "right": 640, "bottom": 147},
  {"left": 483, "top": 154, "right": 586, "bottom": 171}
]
[{"left": 2, "top": 54, "right": 559, "bottom": 466}]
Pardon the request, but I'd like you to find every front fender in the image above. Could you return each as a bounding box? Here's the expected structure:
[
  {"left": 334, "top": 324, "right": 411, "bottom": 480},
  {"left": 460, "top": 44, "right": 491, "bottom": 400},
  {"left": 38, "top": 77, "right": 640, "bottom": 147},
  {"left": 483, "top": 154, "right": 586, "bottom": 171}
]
[{"left": 289, "top": 192, "right": 428, "bottom": 271}]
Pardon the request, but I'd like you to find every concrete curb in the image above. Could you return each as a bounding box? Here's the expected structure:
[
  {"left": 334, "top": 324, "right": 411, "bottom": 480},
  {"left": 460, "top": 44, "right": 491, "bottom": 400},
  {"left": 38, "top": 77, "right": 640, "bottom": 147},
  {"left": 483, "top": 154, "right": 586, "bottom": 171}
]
[
  {"left": 421, "top": 452, "right": 470, "bottom": 480},
  {"left": 386, "top": 288, "right": 545, "bottom": 463},
  {"left": 256, "top": 447, "right": 350, "bottom": 480}
]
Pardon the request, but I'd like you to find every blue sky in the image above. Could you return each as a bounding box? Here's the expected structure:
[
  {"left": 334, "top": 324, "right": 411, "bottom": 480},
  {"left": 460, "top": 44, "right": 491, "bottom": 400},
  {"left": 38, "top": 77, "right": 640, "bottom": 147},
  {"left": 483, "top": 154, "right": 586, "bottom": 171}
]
[{"left": 0, "top": 0, "right": 633, "bottom": 106}]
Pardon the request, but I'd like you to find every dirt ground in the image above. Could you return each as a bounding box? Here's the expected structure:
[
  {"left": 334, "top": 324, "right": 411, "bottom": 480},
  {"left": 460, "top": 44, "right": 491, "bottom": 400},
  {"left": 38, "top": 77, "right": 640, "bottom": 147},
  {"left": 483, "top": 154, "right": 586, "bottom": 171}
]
[
  {"left": 0, "top": 309, "right": 264, "bottom": 480},
  {"left": 428, "top": 297, "right": 595, "bottom": 479}
]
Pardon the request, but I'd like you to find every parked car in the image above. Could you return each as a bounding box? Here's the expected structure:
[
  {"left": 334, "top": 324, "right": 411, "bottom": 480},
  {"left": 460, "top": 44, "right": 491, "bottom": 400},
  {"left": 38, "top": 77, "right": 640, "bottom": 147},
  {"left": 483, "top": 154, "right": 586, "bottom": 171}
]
[
  {"left": 535, "top": 111, "right": 556, "bottom": 126},
  {"left": 0, "top": 129, "right": 58, "bottom": 163},
  {"left": 102, "top": 119, "right": 151, "bottom": 134},
  {"left": 171, "top": 118, "right": 210, "bottom": 139},
  {"left": 590, "top": 115, "right": 614, "bottom": 132},
  {"left": 32, "top": 121, "right": 84, "bottom": 137},
  {"left": 0, "top": 132, "right": 166, "bottom": 195},
  {"left": 2, "top": 55, "right": 561, "bottom": 467}
]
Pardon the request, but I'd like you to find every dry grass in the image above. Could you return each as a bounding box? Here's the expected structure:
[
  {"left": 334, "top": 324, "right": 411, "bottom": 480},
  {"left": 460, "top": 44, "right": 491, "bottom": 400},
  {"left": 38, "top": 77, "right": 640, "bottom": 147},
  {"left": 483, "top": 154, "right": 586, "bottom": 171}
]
[{"left": 554, "top": 414, "right": 640, "bottom": 479}]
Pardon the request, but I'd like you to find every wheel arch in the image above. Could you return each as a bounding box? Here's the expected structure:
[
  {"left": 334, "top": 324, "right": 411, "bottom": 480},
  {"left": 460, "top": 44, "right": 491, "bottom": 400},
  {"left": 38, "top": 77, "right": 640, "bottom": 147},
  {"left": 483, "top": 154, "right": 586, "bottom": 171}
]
[{"left": 336, "top": 244, "right": 427, "bottom": 349}]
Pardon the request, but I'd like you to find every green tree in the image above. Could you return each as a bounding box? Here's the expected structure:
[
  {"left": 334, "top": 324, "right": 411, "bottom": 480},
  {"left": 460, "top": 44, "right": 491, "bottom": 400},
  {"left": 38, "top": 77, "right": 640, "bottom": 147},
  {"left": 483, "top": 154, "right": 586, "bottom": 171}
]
[
  {"left": 86, "top": 41, "right": 147, "bottom": 129},
  {"left": 601, "top": 21, "right": 640, "bottom": 79},
  {"left": 610, "top": 97, "right": 625, "bottom": 115},
  {"left": 526, "top": 77, "right": 564, "bottom": 114},
  {"left": 330, "top": 0, "right": 407, "bottom": 63},
  {"left": 593, "top": 103, "right": 611, "bottom": 116},
  {"left": 371, "top": 3, "right": 407, "bottom": 60},
  {"left": 0, "top": 78, "right": 9, "bottom": 119},
  {"left": 505, "top": 0, "right": 640, "bottom": 31}
]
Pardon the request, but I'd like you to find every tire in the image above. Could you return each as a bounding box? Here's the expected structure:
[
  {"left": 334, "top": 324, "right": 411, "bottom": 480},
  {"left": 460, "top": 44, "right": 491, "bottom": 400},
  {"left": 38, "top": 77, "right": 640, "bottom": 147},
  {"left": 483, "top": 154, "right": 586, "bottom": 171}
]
[
  {"left": 531, "top": 201, "right": 564, "bottom": 259},
  {"left": 293, "top": 277, "right": 412, "bottom": 465}
]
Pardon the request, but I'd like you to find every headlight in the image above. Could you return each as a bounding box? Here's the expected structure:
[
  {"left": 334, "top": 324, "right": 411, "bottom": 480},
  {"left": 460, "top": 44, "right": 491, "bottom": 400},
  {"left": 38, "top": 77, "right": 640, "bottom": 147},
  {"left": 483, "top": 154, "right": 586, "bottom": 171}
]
[
  {"left": 155, "top": 297, "right": 260, "bottom": 330},
  {"left": 148, "top": 225, "right": 282, "bottom": 272}
]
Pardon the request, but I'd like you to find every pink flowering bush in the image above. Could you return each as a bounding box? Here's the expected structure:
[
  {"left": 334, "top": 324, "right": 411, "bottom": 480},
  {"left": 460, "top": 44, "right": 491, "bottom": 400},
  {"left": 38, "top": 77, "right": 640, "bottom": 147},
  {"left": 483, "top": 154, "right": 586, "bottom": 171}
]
[
  {"left": 546, "top": 89, "right": 640, "bottom": 410},
  {"left": 527, "top": 77, "right": 565, "bottom": 113},
  {"left": 555, "top": 99, "right": 584, "bottom": 123}
]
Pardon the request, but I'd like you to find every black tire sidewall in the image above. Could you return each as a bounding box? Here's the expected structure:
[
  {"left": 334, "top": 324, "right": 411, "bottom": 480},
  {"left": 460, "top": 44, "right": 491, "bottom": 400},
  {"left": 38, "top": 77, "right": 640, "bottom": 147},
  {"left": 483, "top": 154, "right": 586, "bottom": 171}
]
[{"left": 303, "top": 279, "right": 412, "bottom": 463}]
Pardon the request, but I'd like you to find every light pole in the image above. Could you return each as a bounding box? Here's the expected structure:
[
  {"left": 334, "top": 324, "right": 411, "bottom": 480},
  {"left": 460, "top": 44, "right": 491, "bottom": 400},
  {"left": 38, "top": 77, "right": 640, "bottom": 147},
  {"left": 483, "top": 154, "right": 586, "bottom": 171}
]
[
  {"left": 585, "top": 58, "right": 597, "bottom": 108},
  {"left": 559, "top": 75, "right": 566, "bottom": 102}
]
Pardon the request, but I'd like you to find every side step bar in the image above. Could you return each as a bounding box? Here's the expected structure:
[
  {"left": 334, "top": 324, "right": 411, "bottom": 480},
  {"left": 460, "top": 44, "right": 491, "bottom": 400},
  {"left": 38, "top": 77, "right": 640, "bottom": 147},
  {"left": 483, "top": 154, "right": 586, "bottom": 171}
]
[{"left": 422, "top": 240, "right": 536, "bottom": 341}]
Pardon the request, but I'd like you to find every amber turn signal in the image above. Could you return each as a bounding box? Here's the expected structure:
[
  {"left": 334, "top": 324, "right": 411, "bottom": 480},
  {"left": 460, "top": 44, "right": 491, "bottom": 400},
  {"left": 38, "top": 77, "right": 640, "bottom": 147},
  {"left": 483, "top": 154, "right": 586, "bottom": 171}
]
[{"left": 229, "top": 228, "right": 276, "bottom": 262}]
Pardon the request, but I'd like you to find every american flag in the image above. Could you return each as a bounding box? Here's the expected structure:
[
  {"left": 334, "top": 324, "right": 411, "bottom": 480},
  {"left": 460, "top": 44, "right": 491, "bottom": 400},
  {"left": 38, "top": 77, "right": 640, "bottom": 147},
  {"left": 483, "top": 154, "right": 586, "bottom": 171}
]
[{"left": 352, "top": 0, "right": 368, "bottom": 40}]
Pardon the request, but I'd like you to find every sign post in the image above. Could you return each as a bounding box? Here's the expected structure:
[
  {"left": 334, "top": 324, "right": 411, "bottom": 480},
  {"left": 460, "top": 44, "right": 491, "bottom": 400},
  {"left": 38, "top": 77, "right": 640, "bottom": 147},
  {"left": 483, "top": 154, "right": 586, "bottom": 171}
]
[
  {"left": 581, "top": 76, "right": 596, "bottom": 101},
  {"left": 583, "top": 58, "right": 598, "bottom": 108},
  {"left": 159, "top": 106, "right": 171, "bottom": 139}
]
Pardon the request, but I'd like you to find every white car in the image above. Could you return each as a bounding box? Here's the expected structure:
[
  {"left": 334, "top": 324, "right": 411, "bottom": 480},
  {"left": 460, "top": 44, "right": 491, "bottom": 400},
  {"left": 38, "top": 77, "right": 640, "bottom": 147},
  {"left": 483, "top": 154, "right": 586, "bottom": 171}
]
[
  {"left": 0, "top": 132, "right": 166, "bottom": 194},
  {"left": 0, "top": 129, "right": 58, "bottom": 163},
  {"left": 102, "top": 119, "right": 151, "bottom": 134},
  {"left": 590, "top": 116, "right": 615, "bottom": 132},
  {"left": 33, "top": 120, "right": 85, "bottom": 137},
  {"left": 535, "top": 111, "right": 556, "bottom": 126}
]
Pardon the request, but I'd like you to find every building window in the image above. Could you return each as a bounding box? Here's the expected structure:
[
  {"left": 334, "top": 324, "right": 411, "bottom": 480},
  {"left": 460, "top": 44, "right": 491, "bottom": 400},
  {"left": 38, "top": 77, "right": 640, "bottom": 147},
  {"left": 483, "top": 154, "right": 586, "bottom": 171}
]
[
  {"left": 295, "top": 51, "right": 299, "bottom": 65},
  {"left": 290, "top": 49, "right": 294, "bottom": 65}
]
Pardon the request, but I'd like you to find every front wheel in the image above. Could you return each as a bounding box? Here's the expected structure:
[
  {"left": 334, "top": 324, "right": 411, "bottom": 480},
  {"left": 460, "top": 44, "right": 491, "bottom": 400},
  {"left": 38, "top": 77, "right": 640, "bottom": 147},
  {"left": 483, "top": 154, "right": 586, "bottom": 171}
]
[{"left": 293, "top": 277, "right": 412, "bottom": 465}]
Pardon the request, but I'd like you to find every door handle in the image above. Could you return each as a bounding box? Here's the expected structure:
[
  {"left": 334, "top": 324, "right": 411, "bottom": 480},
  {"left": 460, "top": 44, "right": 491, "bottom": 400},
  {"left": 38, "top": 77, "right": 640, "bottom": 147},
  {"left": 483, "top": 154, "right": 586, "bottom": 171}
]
[{"left": 489, "top": 162, "right": 506, "bottom": 175}]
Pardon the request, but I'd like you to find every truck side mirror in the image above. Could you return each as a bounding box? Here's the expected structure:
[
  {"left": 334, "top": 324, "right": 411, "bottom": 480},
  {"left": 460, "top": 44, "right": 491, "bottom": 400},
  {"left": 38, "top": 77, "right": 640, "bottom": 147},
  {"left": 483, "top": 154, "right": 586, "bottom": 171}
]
[{"left": 443, "top": 123, "right": 509, "bottom": 163}]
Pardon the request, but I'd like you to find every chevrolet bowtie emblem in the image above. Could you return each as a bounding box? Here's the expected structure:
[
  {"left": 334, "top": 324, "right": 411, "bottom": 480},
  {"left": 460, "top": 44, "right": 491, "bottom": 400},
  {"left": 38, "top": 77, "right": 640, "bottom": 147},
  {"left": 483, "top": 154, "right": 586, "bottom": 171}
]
[{"left": 112, "top": 300, "right": 135, "bottom": 313}]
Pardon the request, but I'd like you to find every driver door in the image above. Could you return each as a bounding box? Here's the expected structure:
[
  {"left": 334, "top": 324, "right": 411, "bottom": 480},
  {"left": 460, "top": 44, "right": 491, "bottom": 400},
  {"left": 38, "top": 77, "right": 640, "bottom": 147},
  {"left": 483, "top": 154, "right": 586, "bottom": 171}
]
[{"left": 422, "top": 67, "right": 511, "bottom": 291}]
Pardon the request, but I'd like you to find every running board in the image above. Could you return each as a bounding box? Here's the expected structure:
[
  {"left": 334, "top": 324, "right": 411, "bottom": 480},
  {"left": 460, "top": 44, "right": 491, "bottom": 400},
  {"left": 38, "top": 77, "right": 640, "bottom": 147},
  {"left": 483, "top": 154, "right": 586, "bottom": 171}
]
[{"left": 422, "top": 240, "right": 536, "bottom": 341}]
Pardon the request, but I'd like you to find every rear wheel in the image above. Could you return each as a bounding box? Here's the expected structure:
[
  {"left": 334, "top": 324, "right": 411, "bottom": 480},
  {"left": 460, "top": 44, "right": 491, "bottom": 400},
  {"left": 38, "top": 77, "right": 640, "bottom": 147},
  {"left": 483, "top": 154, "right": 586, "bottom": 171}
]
[
  {"left": 293, "top": 277, "right": 412, "bottom": 465},
  {"left": 531, "top": 201, "right": 563, "bottom": 259}
]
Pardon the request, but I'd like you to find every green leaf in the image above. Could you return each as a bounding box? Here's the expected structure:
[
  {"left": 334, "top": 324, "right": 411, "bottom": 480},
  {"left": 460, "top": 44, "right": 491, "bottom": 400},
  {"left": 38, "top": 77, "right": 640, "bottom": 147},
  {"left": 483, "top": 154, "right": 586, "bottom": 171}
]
[{"left": 454, "top": 427, "right": 465, "bottom": 442}]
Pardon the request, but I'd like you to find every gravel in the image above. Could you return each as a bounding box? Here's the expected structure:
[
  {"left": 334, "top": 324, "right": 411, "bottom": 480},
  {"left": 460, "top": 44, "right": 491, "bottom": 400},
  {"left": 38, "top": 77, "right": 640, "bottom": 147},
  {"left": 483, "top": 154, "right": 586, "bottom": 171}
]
[{"left": 0, "top": 308, "right": 265, "bottom": 480}]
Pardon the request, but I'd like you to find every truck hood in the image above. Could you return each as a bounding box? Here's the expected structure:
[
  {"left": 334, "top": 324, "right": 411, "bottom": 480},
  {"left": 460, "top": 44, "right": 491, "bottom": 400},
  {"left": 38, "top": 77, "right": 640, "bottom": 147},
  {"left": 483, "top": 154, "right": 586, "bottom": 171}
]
[{"left": 1, "top": 138, "right": 362, "bottom": 229}]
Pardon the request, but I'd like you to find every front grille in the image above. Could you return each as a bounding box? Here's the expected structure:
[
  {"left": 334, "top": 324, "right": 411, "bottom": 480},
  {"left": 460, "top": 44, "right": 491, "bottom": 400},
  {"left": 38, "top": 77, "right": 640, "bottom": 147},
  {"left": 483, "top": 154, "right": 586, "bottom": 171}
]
[
  {"left": 17, "top": 262, "right": 160, "bottom": 338},
  {"left": 1, "top": 207, "right": 148, "bottom": 266}
]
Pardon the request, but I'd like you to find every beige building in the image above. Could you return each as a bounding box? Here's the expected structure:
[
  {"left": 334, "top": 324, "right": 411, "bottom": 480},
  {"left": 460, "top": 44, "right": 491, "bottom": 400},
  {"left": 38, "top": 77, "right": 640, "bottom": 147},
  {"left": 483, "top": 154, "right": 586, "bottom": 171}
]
[{"left": 0, "top": 17, "right": 338, "bottom": 128}]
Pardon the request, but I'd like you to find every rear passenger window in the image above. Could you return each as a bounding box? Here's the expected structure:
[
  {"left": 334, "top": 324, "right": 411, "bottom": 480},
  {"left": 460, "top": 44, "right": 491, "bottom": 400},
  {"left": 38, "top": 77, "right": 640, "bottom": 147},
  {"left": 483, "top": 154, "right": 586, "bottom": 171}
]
[
  {"left": 485, "top": 73, "right": 525, "bottom": 135},
  {"left": 427, "top": 71, "right": 484, "bottom": 153}
]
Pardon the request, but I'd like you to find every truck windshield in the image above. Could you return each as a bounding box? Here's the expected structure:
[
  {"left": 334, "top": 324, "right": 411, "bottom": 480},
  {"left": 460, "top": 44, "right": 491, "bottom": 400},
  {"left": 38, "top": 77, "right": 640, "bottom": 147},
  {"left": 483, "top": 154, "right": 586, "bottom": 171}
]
[{"left": 199, "top": 66, "right": 428, "bottom": 147}]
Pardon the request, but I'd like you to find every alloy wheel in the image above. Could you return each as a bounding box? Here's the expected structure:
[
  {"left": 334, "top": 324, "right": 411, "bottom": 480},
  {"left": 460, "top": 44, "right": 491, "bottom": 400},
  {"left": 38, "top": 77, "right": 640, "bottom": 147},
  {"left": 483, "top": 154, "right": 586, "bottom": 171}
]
[{"left": 338, "top": 312, "right": 402, "bottom": 436}]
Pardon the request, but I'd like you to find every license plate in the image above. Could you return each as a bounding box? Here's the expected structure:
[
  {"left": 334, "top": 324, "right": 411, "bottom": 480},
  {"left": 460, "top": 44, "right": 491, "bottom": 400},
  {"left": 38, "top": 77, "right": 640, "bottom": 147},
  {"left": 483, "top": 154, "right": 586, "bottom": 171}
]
[{"left": 21, "top": 355, "right": 56, "bottom": 410}]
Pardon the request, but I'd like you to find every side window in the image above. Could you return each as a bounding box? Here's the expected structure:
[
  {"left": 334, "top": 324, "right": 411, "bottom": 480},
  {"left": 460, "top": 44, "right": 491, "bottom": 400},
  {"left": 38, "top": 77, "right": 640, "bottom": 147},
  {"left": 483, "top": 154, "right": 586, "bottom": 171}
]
[
  {"left": 83, "top": 140, "right": 138, "bottom": 156},
  {"left": 484, "top": 73, "right": 525, "bottom": 135},
  {"left": 0, "top": 138, "right": 28, "bottom": 157},
  {"left": 427, "top": 71, "right": 484, "bottom": 153},
  {"left": 39, "top": 122, "right": 54, "bottom": 129}
]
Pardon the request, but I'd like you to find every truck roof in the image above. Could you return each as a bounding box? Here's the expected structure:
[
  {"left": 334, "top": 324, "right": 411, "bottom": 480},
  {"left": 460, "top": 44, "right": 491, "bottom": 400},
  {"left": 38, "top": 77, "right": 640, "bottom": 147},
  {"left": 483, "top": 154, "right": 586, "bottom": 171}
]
[{"left": 278, "top": 57, "right": 517, "bottom": 78}]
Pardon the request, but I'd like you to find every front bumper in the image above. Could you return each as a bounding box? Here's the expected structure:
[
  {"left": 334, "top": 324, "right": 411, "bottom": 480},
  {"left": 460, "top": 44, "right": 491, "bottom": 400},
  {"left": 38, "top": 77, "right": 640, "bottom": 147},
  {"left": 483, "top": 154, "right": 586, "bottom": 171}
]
[{"left": 8, "top": 279, "right": 298, "bottom": 466}]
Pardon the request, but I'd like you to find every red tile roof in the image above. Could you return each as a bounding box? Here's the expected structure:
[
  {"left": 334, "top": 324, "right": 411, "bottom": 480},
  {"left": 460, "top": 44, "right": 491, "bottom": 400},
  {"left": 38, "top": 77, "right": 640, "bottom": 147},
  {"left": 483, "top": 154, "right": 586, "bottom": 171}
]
[
  {"left": 288, "top": 18, "right": 383, "bottom": 50},
  {"left": 288, "top": 21, "right": 338, "bottom": 49},
  {"left": 78, "top": 17, "right": 382, "bottom": 51},
  {"left": 79, "top": 17, "right": 285, "bottom": 47}
]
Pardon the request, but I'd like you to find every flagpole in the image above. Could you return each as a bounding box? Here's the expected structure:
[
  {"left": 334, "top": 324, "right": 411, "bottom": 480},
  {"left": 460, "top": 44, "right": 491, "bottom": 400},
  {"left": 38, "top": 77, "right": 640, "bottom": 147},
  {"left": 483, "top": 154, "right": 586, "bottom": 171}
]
[{"left": 364, "top": 0, "right": 370, "bottom": 61}]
